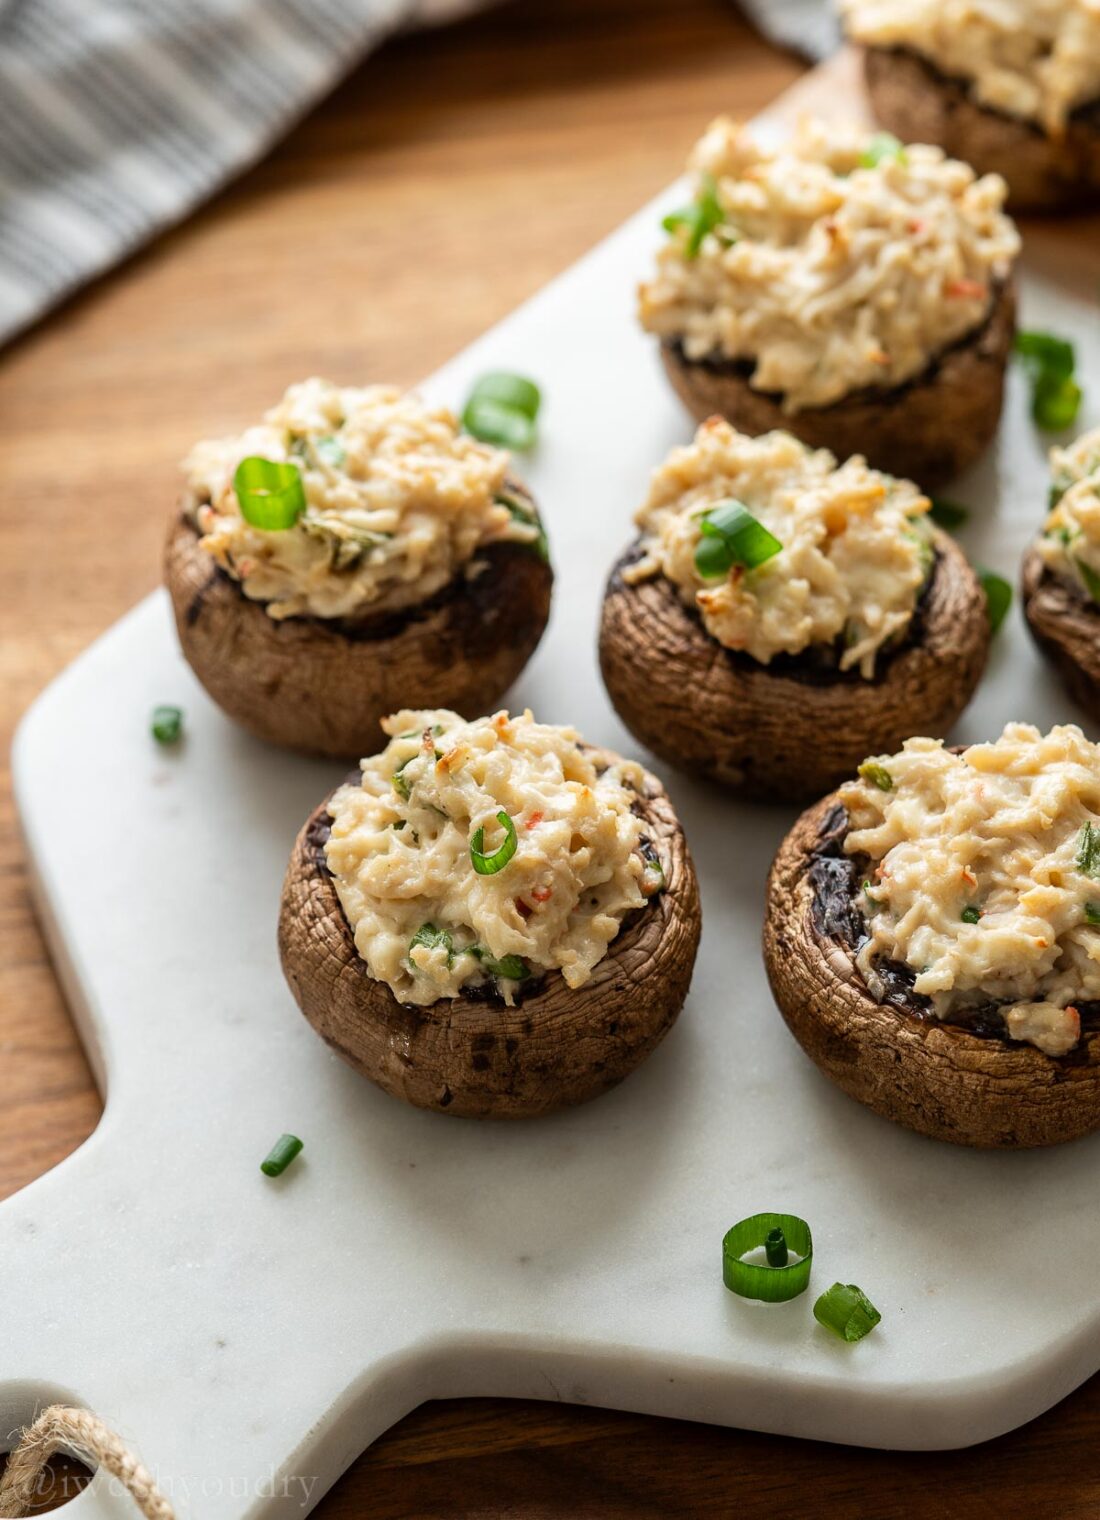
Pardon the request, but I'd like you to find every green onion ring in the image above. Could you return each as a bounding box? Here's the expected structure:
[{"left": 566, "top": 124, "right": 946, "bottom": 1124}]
[
  {"left": 470, "top": 810, "right": 518, "bottom": 875},
  {"left": 722, "top": 1213, "right": 813, "bottom": 1302},
  {"left": 260, "top": 1133, "right": 303, "bottom": 1178},
  {"left": 233, "top": 456, "right": 307, "bottom": 531},
  {"left": 978, "top": 569, "right": 1012, "bottom": 634},
  {"left": 813, "top": 1282, "right": 881, "bottom": 1342},
  {"left": 695, "top": 500, "right": 782, "bottom": 580}
]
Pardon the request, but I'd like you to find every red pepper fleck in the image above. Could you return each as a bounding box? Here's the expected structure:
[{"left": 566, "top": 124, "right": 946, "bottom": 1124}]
[
  {"left": 526, "top": 811, "right": 544, "bottom": 829},
  {"left": 531, "top": 886, "right": 553, "bottom": 903},
  {"left": 944, "top": 278, "right": 986, "bottom": 300}
]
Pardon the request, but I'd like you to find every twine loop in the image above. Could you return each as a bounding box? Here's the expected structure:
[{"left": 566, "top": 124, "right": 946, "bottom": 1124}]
[{"left": 0, "top": 1406, "right": 174, "bottom": 1519}]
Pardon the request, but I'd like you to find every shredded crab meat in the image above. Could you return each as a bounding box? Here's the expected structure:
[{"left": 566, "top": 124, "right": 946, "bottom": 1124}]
[
  {"left": 182, "top": 379, "right": 538, "bottom": 622},
  {"left": 624, "top": 420, "right": 932, "bottom": 677},
  {"left": 1037, "top": 425, "right": 1100, "bottom": 602},
  {"left": 842, "top": 0, "right": 1100, "bottom": 136},
  {"left": 637, "top": 117, "right": 1019, "bottom": 412},
  {"left": 839, "top": 723, "right": 1100, "bottom": 1056},
  {"left": 324, "top": 709, "right": 664, "bottom": 1007}
]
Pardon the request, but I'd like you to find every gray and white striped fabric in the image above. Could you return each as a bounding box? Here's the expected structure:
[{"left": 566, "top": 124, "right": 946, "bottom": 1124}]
[{"left": 0, "top": 0, "right": 833, "bottom": 349}]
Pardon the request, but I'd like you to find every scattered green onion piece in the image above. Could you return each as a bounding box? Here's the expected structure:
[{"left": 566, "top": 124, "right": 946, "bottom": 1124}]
[
  {"left": 722, "top": 1212, "right": 813, "bottom": 1303},
  {"left": 410, "top": 923, "right": 454, "bottom": 965},
  {"left": 694, "top": 500, "right": 782, "bottom": 579},
  {"left": 1015, "top": 331, "right": 1082, "bottom": 432},
  {"left": 314, "top": 436, "right": 346, "bottom": 469},
  {"left": 462, "top": 373, "right": 541, "bottom": 452},
  {"left": 860, "top": 132, "right": 907, "bottom": 168},
  {"left": 470, "top": 810, "right": 518, "bottom": 875},
  {"left": 233, "top": 456, "right": 307, "bottom": 531},
  {"left": 392, "top": 758, "right": 414, "bottom": 801},
  {"left": 928, "top": 498, "right": 968, "bottom": 530},
  {"left": 858, "top": 761, "right": 894, "bottom": 792},
  {"left": 151, "top": 705, "right": 183, "bottom": 745},
  {"left": 662, "top": 173, "right": 730, "bottom": 259},
  {"left": 813, "top": 1282, "right": 881, "bottom": 1342},
  {"left": 1077, "top": 558, "right": 1100, "bottom": 604},
  {"left": 1077, "top": 821, "right": 1100, "bottom": 879},
  {"left": 979, "top": 570, "right": 1012, "bottom": 634},
  {"left": 261, "top": 1133, "right": 303, "bottom": 1178},
  {"left": 862, "top": 879, "right": 880, "bottom": 909},
  {"left": 474, "top": 949, "right": 530, "bottom": 981},
  {"left": 496, "top": 490, "right": 550, "bottom": 564},
  {"left": 1050, "top": 470, "right": 1075, "bottom": 508},
  {"left": 764, "top": 1227, "right": 789, "bottom": 1268},
  {"left": 961, "top": 905, "right": 981, "bottom": 924},
  {"left": 1085, "top": 903, "right": 1100, "bottom": 925}
]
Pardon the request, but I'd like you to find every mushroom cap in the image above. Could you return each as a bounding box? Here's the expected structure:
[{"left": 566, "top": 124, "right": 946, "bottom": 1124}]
[
  {"left": 764, "top": 795, "right": 1100, "bottom": 1148},
  {"left": 864, "top": 45, "right": 1100, "bottom": 212},
  {"left": 658, "top": 281, "right": 1016, "bottom": 491},
  {"left": 164, "top": 489, "right": 553, "bottom": 759},
  {"left": 1022, "top": 545, "right": 1100, "bottom": 724},
  {"left": 278, "top": 753, "right": 701, "bottom": 1118},
  {"left": 598, "top": 529, "right": 989, "bottom": 801}
]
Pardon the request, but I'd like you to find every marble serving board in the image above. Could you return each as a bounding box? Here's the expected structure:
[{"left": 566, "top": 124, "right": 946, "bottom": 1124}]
[{"left": 7, "top": 52, "right": 1100, "bottom": 1520}]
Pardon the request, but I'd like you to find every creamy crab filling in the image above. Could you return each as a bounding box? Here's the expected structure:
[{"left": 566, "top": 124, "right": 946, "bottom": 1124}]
[
  {"left": 324, "top": 709, "right": 664, "bottom": 1007},
  {"left": 182, "top": 378, "right": 541, "bottom": 622},
  {"left": 637, "top": 116, "right": 1019, "bottom": 412},
  {"left": 1036, "top": 426, "right": 1100, "bottom": 603},
  {"left": 842, "top": 0, "right": 1100, "bottom": 136},
  {"left": 623, "top": 420, "right": 932, "bottom": 677},
  {"left": 839, "top": 723, "right": 1100, "bottom": 1056}
]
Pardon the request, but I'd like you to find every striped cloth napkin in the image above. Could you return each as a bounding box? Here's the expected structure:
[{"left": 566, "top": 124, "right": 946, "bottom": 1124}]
[{"left": 0, "top": 0, "right": 835, "bottom": 349}]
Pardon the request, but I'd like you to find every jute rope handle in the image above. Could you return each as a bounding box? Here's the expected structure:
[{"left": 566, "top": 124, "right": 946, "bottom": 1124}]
[{"left": 0, "top": 1406, "right": 175, "bottom": 1519}]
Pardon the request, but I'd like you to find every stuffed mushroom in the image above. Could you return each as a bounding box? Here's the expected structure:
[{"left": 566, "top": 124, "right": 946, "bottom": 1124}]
[
  {"left": 599, "top": 419, "right": 990, "bottom": 801},
  {"left": 842, "top": 0, "right": 1100, "bottom": 212},
  {"left": 638, "top": 117, "right": 1019, "bottom": 488},
  {"left": 1023, "top": 426, "right": 1100, "bottom": 720},
  {"left": 165, "top": 379, "right": 552, "bottom": 758},
  {"left": 765, "top": 724, "right": 1100, "bottom": 1148},
  {"left": 278, "top": 707, "right": 700, "bottom": 1118}
]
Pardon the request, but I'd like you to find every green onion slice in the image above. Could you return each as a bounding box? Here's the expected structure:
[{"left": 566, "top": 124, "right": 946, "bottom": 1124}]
[
  {"left": 1077, "top": 821, "right": 1100, "bottom": 879},
  {"left": 410, "top": 923, "right": 454, "bottom": 965},
  {"left": 722, "top": 1212, "right": 813, "bottom": 1302},
  {"left": 470, "top": 811, "right": 518, "bottom": 875},
  {"left": 860, "top": 132, "right": 907, "bottom": 168},
  {"left": 928, "top": 497, "right": 968, "bottom": 530},
  {"left": 813, "top": 1282, "right": 881, "bottom": 1342},
  {"left": 233, "top": 456, "right": 307, "bottom": 531},
  {"left": 662, "top": 173, "right": 729, "bottom": 259},
  {"left": 151, "top": 705, "right": 183, "bottom": 745},
  {"left": 1015, "top": 331, "right": 1083, "bottom": 432},
  {"left": 260, "top": 1133, "right": 303, "bottom": 1178},
  {"left": 496, "top": 490, "right": 550, "bottom": 563},
  {"left": 961, "top": 905, "right": 981, "bottom": 924},
  {"left": 474, "top": 948, "right": 530, "bottom": 981},
  {"left": 858, "top": 761, "right": 894, "bottom": 792},
  {"left": 695, "top": 500, "right": 782, "bottom": 579},
  {"left": 979, "top": 569, "right": 1012, "bottom": 634},
  {"left": 1076, "top": 558, "right": 1100, "bottom": 604},
  {"left": 1085, "top": 902, "right": 1100, "bottom": 925},
  {"left": 462, "top": 372, "right": 541, "bottom": 452}
]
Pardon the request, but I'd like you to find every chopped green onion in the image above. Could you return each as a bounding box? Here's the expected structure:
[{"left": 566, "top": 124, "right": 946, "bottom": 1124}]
[
  {"left": 1015, "top": 331, "right": 1083, "bottom": 432},
  {"left": 961, "top": 905, "right": 981, "bottom": 924},
  {"left": 314, "top": 436, "right": 346, "bottom": 469},
  {"left": 858, "top": 761, "right": 894, "bottom": 792},
  {"left": 462, "top": 373, "right": 541, "bottom": 452},
  {"left": 496, "top": 490, "right": 550, "bottom": 564},
  {"left": 979, "top": 570, "right": 1012, "bottom": 634},
  {"left": 1077, "top": 558, "right": 1100, "bottom": 604},
  {"left": 1077, "top": 821, "right": 1100, "bottom": 878},
  {"left": 260, "top": 1133, "right": 303, "bottom": 1178},
  {"left": 392, "top": 758, "right": 414, "bottom": 800},
  {"left": 860, "top": 132, "right": 907, "bottom": 168},
  {"left": 928, "top": 497, "right": 968, "bottom": 530},
  {"left": 410, "top": 923, "right": 454, "bottom": 965},
  {"left": 662, "top": 173, "right": 730, "bottom": 259},
  {"left": 474, "top": 948, "right": 530, "bottom": 981},
  {"left": 862, "top": 879, "right": 881, "bottom": 909},
  {"left": 1050, "top": 470, "right": 1075, "bottom": 508},
  {"left": 722, "top": 1212, "right": 813, "bottom": 1302},
  {"left": 813, "top": 1282, "right": 881, "bottom": 1342},
  {"left": 151, "top": 705, "right": 183, "bottom": 745},
  {"left": 764, "top": 1227, "right": 788, "bottom": 1267},
  {"left": 694, "top": 500, "right": 782, "bottom": 580},
  {"left": 470, "top": 811, "right": 518, "bottom": 875},
  {"left": 1085, "top": 902, "right": 1100, "bottom": 925},
  {"left": 233, "top": 456, "right": 307, "bottom": 531}
]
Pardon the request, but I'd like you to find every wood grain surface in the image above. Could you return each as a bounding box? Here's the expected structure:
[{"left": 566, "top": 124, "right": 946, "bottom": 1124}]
[{"left": 2, "top": 0, "right": 1099, "bottom": 1513}]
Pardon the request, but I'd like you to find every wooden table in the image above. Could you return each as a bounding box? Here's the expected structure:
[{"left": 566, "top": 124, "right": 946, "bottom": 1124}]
[{"left": 2, "top": 0, "right": 1097, "bottom": 1512}]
